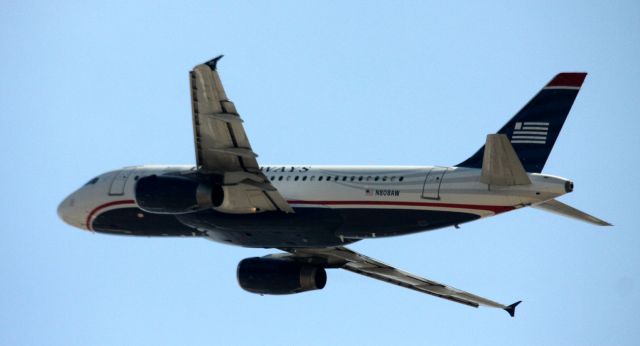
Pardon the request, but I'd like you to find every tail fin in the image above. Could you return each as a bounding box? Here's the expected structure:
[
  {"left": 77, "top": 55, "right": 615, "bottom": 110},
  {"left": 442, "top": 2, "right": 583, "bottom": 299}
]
[{"left": 457, "top": 73, "right": 587, "bottom": 173}]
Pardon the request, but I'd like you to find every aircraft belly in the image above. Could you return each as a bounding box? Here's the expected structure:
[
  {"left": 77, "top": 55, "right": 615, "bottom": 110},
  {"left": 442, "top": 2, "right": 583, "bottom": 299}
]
[
  {"left": 90, "top": 205, "right": 479, "bottom": 247},
  {"left": 179, "top": 207, "right": 479, "bottom": 246},
  {"left": 177, "top": 207, "right": 347, "bottom": 248},
  {"left": 335, "top": 208, "right": 479, "bottom": 238}
]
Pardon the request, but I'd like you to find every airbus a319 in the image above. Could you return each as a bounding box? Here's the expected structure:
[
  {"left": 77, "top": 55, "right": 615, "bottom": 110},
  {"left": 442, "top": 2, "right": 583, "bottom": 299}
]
[{"left": 58, "top": 56, "right": 610, "bottom": 317}]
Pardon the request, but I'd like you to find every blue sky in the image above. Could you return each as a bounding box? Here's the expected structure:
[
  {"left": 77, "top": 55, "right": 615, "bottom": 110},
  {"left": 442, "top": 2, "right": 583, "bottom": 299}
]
[{"left": 1, "top": 1, "right": 639, "bottom": 345}]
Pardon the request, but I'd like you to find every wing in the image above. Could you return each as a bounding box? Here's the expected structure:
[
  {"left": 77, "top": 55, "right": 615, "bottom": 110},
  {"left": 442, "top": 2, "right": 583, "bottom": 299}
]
[
  {"left": 281, "top": 246, "right": 521, "bottom": 317},
  {"left": 189, "top": 56, "right": 293, "bottom": 213}
]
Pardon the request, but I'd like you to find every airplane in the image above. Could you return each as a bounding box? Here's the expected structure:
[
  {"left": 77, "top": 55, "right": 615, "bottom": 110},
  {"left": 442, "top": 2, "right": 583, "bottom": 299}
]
[{"left": 57, "top": 55, "right": 610, "bottom": 317}]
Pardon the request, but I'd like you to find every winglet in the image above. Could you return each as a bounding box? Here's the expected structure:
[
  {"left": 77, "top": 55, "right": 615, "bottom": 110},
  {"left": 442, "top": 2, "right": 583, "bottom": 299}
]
[
  {"left": 205, "top": 55, "right": 224, "bottom": 70},
  {"left": 504, "top": 301, "right": 522, "bottom": 317}
]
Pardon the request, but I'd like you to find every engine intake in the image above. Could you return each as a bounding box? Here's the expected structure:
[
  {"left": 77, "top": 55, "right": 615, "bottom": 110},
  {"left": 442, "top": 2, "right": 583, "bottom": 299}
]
[
  {"left": 237, "top": 257, "right": 327, "bottom": 295},
  {"left": 135, "top": 175, "right": 223, "bottom": 214}
]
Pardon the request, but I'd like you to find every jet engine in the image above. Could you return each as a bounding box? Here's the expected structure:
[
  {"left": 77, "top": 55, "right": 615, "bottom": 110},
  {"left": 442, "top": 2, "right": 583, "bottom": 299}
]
[
  {"left": 237, "top": 257, "right": 327, "bottom": 295},
  {"left": 134, "top": 175, "right": 223, "bottom": 214}
]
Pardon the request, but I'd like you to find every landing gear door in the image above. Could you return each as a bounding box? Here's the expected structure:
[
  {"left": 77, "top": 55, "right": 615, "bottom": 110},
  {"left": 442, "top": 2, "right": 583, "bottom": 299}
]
[
  {"left": 422, "top": 167, "right": 447, "bottom": 200},
  {"left": 109, "top": 168, "right": 134, "bottom": 196}
]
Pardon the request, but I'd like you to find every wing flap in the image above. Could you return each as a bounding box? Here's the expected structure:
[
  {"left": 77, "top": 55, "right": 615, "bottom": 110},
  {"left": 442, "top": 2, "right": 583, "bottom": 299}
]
[{"left": 201, "top": 112, "right": 244, "bottom": 124}]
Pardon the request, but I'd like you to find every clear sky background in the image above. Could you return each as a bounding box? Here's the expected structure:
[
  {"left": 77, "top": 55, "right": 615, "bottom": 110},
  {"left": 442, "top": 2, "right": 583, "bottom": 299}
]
[{"left": 1, "top": 1, "right": 639, "bottom": 345}]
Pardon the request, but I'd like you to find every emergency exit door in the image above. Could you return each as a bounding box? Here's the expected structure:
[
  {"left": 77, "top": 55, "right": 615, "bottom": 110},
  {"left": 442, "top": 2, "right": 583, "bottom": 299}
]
[
  {"left": 421, "top": 167, "right": 447, "bottom": 200},
  {"left": 109, "top": 169, "right": 134, "bottom": 196}
]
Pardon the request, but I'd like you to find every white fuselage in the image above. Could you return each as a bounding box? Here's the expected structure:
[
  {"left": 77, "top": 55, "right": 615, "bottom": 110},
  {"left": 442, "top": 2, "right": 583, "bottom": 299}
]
[{"left": 58, "top": 164, "right": 570, "bottom": 240}]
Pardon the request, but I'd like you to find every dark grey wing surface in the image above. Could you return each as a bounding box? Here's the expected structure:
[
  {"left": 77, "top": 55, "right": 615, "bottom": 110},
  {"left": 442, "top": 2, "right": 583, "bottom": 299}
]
[{"left": 281, "top": 246, "right": 521, "bottom": 316}]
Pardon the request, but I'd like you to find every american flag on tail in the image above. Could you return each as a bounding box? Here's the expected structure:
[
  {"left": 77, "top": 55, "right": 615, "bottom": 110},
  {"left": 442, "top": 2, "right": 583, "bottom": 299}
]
[{"left": 511, "top": 121, "right": 549, "bottom": 144}]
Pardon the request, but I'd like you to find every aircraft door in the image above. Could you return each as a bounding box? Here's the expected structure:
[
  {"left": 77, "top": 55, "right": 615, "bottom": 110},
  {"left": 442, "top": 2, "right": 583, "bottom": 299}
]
[
  {"left": 421, "top": 167, "right": 447, "bottom": 200},
  {"left": 109, "top": 168, "right": 134, "bottom": 196}
]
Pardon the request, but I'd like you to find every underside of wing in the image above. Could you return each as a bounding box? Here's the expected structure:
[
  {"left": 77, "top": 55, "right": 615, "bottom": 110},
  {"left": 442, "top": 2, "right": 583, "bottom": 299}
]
[
  {"left": 189, "top": 56, "right": 293, "bottom": 213},
  {"left": 280, "top": 246, "right": 521, "bottom": 317},
  {"left": 190, "top": 55, "right": 258, "bottom": 174}
]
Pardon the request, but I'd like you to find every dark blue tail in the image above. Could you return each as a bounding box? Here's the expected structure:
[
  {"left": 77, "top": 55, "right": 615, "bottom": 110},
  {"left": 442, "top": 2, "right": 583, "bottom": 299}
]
[{"left": 457, "top": 73, "right": 587, "bottom": 173}]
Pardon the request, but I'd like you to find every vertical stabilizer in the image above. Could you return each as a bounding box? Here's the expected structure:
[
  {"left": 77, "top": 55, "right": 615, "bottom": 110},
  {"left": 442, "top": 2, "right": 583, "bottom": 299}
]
[{"left": 457, "top": 73, "right": 587, "bottom": 173}]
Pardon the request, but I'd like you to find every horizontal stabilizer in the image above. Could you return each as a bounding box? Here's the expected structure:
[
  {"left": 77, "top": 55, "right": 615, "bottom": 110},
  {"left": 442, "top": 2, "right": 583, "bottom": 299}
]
[
  {"left": 533, "top": 199, "right": 611, "bottom": 226},
  {"left": 480, "top": 134, "right": 532, "bottom": 186}
]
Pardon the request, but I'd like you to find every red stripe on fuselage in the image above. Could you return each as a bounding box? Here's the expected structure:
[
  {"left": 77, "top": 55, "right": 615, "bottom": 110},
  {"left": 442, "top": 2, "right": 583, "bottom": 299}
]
[
  {"left": 86, "top": 200, "right": 136, "bottom": 231},
  {"left": 287, "top": 200, "right": 514, "bottom": 214}
]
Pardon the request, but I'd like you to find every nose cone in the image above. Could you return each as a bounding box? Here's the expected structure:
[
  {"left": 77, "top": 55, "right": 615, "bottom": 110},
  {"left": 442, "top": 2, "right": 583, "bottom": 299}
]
[
  {"left": 57, "top": 195, "right": 73, "bottom": 225},
  {"left": 57, "top": 199, "right": 65, "bottom": 221},
  {"left": 57, "top": 194, "right": 86, "bottom": 230}
]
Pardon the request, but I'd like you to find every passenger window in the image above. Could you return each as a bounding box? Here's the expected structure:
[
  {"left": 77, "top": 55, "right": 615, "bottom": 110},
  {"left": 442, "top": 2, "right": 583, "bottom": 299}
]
[
  {"left": 350, "top": 176, "right": 355, "bottom": 181},
  {"left": 399, "top": 177, "right": 404, "bottom": 182},
  {"left": 358, "top": 177, "right": 363, "bottom": 181},
  {"left": 342, "top": 177, "right": 347, "bottom": 181},
  {"left": 302, "top": 176, "right": 307, "bottom": 181},
  {"left": 294, "top": 176, "right": 299, "bottom": 181},
  {"left": 270, "top": 176, "right": 275, "bottom": 181},
  {"left": 382, "top": 177, "right": 387, "bottom": 182},
  {"left": 319, "top": 176, "right": 323, "bottom": 181},
  {"left": 278, "top": 176, "right": 283, "bottom": 181},
  {"left": 375, "top": 176, "right": 379, "bottom": 181}
]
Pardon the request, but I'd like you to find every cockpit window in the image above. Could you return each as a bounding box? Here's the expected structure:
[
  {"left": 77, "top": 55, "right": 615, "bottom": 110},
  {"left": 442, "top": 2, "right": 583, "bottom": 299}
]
[{"left": 84, "top": 177, "right": 99, "bottom": 186}]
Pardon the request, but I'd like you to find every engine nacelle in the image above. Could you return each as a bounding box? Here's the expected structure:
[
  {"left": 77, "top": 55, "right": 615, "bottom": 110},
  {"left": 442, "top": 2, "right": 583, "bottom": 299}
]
[
  {"left": 134, "top": 175, "right": 223, "bottom": 214},
  {"left": 237, "top": 257, "right": 327, "bottom": 295}
]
